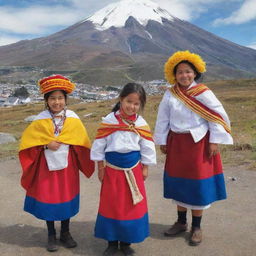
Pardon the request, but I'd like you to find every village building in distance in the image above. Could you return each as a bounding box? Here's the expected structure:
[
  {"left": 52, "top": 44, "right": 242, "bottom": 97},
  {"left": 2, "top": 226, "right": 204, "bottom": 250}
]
[{"left": 0, "top": 80, "right": 167, "bottom": 107}]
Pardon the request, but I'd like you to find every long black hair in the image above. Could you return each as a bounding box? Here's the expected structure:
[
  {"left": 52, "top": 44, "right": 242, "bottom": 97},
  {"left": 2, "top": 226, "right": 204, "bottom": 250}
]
[
  {"left": 112, "top": 83, "right": 146, "bottom": 112},
  {"left": 173, "top": 60, "right": 202, "bottom": 81}
]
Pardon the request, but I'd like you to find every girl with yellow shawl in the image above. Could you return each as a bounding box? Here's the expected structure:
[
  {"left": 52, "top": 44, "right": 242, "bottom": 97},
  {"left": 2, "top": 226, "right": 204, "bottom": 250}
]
[{"left": 19, "top": 75, "right": 94, "bottom": 252}]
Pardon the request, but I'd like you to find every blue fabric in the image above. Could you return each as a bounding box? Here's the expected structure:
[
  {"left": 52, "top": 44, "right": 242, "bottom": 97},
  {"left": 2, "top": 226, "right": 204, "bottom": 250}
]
[
  {"left": 24, "top": 194, "right": 79, "bottom": 221},
  {"left": 105, "top": 151, "right": 141, "bottom": 168},
  {"left": 163, "top": 171, "right": 227, "bottom": 206},
  {"left": 95, "top": 213, "right": 149, "bottom": 243}
]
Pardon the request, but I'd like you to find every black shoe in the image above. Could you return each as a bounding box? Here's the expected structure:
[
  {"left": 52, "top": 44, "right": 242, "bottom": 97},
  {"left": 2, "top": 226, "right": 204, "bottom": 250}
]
[
  {"left": 103, "top": 245, "right": 119, "bottom": 256},
  {"left": 120, "top": 244, "right": 135, "bottom": 256},
  {"left": 60, "top": 231, "right": 77, "bottom": 248},
  {"left": 47, "top": 235, "right": 58, "bottom": 252}
]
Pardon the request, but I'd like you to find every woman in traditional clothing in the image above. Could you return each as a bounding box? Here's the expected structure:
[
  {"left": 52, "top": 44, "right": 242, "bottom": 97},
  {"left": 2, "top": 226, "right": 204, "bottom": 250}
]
[
  {"left": 19, "top": 75, "right": 94, "bottom": 252},
  {"left": 90, "top": 83, "right": 156, "bottom": 256},
  {"left": 154, "top": 51, "right": 233, "bottom": 246}
]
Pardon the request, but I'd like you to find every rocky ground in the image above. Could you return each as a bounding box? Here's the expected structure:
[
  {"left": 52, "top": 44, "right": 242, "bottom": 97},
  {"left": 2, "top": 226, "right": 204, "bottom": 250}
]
[{"left": 0, "top": 158, "right": 255, "bottom": 256}]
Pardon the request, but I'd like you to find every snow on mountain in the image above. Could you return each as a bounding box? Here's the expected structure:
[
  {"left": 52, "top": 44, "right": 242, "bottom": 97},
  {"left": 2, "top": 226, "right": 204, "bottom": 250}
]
[{"left": 85, "top": 0, "right": 174, "bottom": 30}]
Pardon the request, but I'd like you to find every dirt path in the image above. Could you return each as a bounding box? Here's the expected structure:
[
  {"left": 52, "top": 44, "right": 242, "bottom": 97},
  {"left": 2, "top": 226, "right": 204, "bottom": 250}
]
[{"left": 0, "top": 159, "right": 255, "bottom": 256}]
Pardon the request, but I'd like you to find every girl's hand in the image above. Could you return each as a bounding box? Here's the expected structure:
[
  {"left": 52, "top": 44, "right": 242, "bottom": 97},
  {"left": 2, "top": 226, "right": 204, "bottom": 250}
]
[
  {"left": 97, "top": 161, "right": 105, "bottom": 182},
  {"left": 142, "top": 165, "right": 148, "bottom": 180},
  {"left": 98, "top": 167, "right": 105, "bottom": 182},
  {"left": 209, "top": 143, "right": 218, "bottom": 158},
  {"left": 46, "top": 141, "right": 61, "bottom": 151},
  {"left": 160, "top": 145, "right": 167, "bottom": 154}
]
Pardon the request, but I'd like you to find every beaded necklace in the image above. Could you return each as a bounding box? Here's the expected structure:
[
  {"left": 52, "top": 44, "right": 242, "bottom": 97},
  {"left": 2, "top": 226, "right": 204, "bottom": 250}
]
[{"left": 49, "top": 109, "right": 66, "bottom": 136}]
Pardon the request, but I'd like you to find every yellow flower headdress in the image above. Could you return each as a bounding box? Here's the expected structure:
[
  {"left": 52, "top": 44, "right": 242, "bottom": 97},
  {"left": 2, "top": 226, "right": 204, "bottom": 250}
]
[{"left": 164, "top": 50, "right": 206, "bottom": 84}]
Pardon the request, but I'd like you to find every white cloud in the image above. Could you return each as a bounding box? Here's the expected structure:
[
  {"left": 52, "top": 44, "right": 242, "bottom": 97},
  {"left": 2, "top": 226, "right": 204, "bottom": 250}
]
[
  {"left": 0, "top": 35, "right": 22, "bottom": 46},
  {"left": 0, "top": 5, "right": 84, "bottom": 34},
  {"left": 247, "top": 42, "right": 256, "bottom": 50},
  {"left": 152, "top": 0, "right": 239, "bottom": 21},
  {"left": 0, "top": 0, "right": 253, "bottom": 47},
  {"left": 213, "top": 0, "right": 256, "bottom": 25},
  {"left": 0, "top": 0, "right": 244, "bottom": 37}
]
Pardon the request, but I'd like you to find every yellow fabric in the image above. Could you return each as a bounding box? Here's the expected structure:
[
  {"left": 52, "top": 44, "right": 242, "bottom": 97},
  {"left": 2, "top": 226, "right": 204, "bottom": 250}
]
[
  {"left": 19, "top": 117, "right": 91, "bottom": 151},
  {"left": 186, "top": 84, "right": 209, "bottom": 96}
]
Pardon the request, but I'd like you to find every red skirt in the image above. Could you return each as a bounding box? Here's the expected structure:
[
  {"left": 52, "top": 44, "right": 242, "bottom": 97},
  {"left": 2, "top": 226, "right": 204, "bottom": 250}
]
[
  {"left": 165, "top": 131, "right": 223, "bottom": 179},
  {"left": 95, "top": 162, "right": 149, "bottom": 243},
  {"left": 163, "top": 131, "right": 227, "bottom": 206}
]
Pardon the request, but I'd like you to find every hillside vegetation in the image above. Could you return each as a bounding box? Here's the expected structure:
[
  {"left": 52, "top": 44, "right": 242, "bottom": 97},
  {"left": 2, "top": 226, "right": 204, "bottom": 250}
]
[{"left": 0, "top": 78, "right": 255, "bottom": 169}]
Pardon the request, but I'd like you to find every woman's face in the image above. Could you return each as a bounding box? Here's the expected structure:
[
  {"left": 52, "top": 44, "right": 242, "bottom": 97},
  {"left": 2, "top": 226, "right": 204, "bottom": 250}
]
[
  {"left": 120, "top": 92, "right": 141, "bottom": 116},
  {"left": 46, "top": 90, "right": 66, "bottom": 114},
  {"left": 175, "top": 62, "right": 196, "bottom": 87}
]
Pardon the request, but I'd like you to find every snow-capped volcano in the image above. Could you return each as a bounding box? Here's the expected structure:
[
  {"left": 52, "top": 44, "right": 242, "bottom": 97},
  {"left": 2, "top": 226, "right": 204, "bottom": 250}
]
[
  {"left": 1, "top": 0, "right": 256, "bottom": 85},
  {"left": 86, "top": 0, "right": 175, "bottom": 30}
]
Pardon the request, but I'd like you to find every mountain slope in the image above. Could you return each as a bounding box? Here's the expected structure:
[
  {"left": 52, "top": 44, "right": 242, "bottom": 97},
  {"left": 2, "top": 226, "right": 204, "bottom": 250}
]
[{"left": 0, "top": 0, "right": 256, "bottom": 85}]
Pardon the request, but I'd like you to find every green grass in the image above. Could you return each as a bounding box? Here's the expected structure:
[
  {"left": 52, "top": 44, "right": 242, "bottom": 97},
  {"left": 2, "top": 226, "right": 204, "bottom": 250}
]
[{"left": 0, "top": 78, "right": 256, "bottom": 170}]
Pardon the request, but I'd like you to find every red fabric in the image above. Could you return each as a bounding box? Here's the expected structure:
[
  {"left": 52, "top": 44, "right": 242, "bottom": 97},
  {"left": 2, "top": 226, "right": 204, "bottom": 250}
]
[
  {"left": 185, "top": 92, "right": 225, "bottom": 120},
  {"left": 73, "top": 146, "right": 95, "bottom": 178},
  {"left": 39, "top": 75, "right": 69, "bottom": 85},
  {"left": 19, "top": 146, "right": 42, "bottom": 190},
  {"left": 165, "top": 131, "right": 223, "bottom": 180},
  {"left": 118, "top": 108, "right": 137, "bottom": 122},
  {"left": 19, "top": 145, "right": 94, "bottom": 204},
  {"left": 98, "top": 163, "right": 148, "bottom": 220}
]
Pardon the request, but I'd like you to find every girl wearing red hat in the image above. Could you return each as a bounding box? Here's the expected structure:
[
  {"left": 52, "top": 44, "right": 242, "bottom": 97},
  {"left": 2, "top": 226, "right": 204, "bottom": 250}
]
[{"left": 19, "top": 75, "right": 94, "bottom": 252}]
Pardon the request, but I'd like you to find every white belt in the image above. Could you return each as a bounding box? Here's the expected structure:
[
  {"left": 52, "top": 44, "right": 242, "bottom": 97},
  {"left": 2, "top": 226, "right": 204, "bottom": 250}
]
[{"left": 106, "top": 162, "right": 144, "bottom": 205}]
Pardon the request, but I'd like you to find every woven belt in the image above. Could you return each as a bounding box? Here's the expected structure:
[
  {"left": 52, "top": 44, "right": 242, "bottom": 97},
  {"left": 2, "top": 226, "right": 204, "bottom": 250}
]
[{"left": 106, "top": 162, "right": 144, "bottom": 205}]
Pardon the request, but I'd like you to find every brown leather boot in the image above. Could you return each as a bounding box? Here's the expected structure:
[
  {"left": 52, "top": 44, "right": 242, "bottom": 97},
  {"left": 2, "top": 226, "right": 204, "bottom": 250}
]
[
  {"left": 189, "top": 227, "right": 202, "bottom": 246},
  {"left": 164, "top": 222, "right": 188, "bottom": 236}
]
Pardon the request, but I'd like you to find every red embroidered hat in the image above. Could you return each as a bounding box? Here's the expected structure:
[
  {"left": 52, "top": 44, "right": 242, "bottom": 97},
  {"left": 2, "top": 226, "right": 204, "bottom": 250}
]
[{"left": 38, "top": 74, "right": 76, "bottom": 94}]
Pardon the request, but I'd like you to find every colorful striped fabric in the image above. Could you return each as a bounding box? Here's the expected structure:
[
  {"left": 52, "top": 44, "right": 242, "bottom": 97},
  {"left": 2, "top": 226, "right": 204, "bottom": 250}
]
[
  {"left": 95, "top": 122, "right": 153, "bottom": 141},
  {"left": 170, "top": 84, "right": 231, "bottom": 133}
]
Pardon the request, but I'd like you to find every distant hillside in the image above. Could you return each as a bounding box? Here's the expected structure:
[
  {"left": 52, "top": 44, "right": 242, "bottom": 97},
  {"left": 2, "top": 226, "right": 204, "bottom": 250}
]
[
  {"left": 0, "top": 0, "right": 256, "bottom": 85},
  {"left": 0, "top": 78, "right": 255, "bottom": 170}
]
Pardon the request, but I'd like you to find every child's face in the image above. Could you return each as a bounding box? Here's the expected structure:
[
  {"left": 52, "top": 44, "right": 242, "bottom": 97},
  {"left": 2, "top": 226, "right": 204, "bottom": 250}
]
[
  {"left": 175, "top": 62, "right": 196, "bottom": 87},
  {"left": 46, "top": 90, "right": 66, "bottom": 114},
  {"left": 120, "top": 92, "right": 141, "bottom": 116}
]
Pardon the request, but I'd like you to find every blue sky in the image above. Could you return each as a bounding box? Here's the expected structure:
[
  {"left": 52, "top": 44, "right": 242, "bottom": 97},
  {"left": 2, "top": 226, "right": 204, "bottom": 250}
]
[{"left": 0, "top": 0, "right": 255, "bottom": 49}]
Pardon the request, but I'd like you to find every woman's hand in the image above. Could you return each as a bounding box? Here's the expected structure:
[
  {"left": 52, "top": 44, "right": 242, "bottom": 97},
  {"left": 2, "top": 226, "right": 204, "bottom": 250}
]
[
  {"left": 209, "top": 143, "right": 218, "bottom": 158},
  {"left": 142, "top": 165, "right": 148, "bottom": 180},
  {"left": 97, "top": 161, "right": 105, "bottom": 182},
  {"left": 46, "top": 141, "right": 61, "bottom": 151},
  {"left": 160, "top": 145, "right": 167, "bottom": 154}
]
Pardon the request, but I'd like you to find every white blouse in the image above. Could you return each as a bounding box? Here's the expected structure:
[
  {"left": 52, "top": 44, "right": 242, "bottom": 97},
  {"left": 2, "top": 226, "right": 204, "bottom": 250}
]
[
  {"left": 90, "top": 112, "right": 157, "bottom": 165},
  {"left": 154, "top": 82, "right": 233, "bottom": 145}
]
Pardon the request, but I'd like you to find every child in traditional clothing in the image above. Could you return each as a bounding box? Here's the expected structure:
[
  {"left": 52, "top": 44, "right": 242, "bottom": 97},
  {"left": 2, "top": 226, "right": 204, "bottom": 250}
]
[
  {"left": 19, "top": 75, "right": 95, "bottom": 252},
  {"left": 91, "top": 83, "right": 156, "bottom": 256},
  {"left": 154, "top": 51, "right": 233, "bottom": 246}
]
